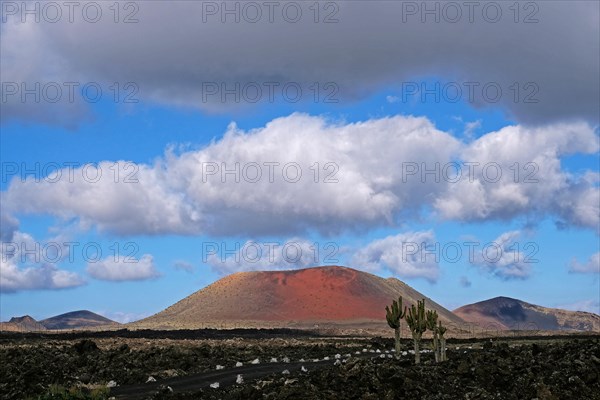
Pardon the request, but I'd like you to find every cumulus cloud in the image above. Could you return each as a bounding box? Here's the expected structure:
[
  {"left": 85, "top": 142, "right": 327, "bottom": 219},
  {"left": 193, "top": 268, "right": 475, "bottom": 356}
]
[
  {"left": 87, "top": 254, "right": 160, "bottom": 282},
  {"left": 350, "top": 231, "right": 440, "bottom": 282},
  {"left": 1, "top": 2, "right": 598, "bottom": 127},
  {"left": 2, "top": 114, "right": 459, "bottom": 236},
  {"left": 0, "top": 231, "right": 85, "bottom": 293},
  {"left": 2, "top": 114, "right": 598, "bottom": 237},
  {"left": 0, "top": 262, "right": 85, "bottom": 293},
  {"left": 207, "top": 239, "right": 325, "bottom": 276},
  {"left": 470, "top": 231, "right": 533, "bottom": 280},
  {"left": 569, "top": 252, "right": 600, "bottom": 274},
  {"left": 434, "top": 122, "right": 600, "bottom": 230}
]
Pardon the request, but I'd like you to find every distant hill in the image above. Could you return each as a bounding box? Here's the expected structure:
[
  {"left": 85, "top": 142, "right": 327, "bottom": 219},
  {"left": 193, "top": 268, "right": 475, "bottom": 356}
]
[
  {"left": 453, "top": 296, "right": 600, "bottom": 332},
  {"left": 0, "top": 315, "right": 47, "bottom": 332},
  {"left": 134, "top": 265, "right": 465, "bottom": 330},
  {"left": 1, "top": 311, "right": 119, "bottom": 332},
  {"left": 40, "top": 310, "right": 119, "bottom": 330}
]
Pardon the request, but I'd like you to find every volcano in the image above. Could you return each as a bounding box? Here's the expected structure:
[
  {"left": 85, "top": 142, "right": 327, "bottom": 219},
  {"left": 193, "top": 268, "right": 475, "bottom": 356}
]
[
  {"left": 134, "top": 265, "right": 464, "bottom": 330},
  {"left": 40, "top": 310, "right": 119, "bottom": 330},
  {"left": 453, "top": 296, "right": 600, "bottom": 331}
]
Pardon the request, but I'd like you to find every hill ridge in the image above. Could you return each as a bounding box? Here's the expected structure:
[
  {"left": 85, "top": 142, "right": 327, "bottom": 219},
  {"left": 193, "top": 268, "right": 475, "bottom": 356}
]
[{"left": 453, "top": 297, "right": 600, "bottom": 331}]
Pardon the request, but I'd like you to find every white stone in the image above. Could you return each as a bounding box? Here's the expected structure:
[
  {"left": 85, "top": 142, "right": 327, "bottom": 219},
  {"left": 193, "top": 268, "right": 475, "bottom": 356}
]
[
  {"left": 146, "top": 376, "right": 156, "bottom": 383},
  {"left": 236, "top": 375, "right": 244, "bottom": 384},
  {"left": 270, "top": 357, "right": 278, "bottom": 363},
  {"left": 216, "top": 365, "right": 224, "bottom": 370},
  {"left": 235, "top": 361, "right": 243, "bottom": 367},
  {"left": 301, "top": 366, "right": 308, "bottom": 372},
  {"left": 282, "top": 369, "right": 290, "bottom": 375},
  {"left": 106, "top": 381, "right": 117, "bottom": 388},
  {"left": 210, "top": 382, "right": 219, "bottom": 389},
  {"left": 251, "top": 358, "right": 260, "bottom": 365}
]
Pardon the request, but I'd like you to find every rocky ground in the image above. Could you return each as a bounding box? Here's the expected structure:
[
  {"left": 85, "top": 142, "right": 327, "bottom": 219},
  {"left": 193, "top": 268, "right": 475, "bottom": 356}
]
[{"left": 0, "top": 330, "right": 598, "bottom": 399}]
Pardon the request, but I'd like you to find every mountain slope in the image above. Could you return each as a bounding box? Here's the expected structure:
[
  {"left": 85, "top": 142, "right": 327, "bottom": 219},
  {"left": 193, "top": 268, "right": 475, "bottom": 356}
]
[
  {"left": 135, "top": 265, "right": 464, "bottom": 329},
  {"left": 453, "top": 296, "right": 600, "bottom": 331},
  {"left": 40, "top": 310, "right": 119, "bottom": 330},
  {"left": 0, "top": 316, "right": 47, "bottom": 332}
]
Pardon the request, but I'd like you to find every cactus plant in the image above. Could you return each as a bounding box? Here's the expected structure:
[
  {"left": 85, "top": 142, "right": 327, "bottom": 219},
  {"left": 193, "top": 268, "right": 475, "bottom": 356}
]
[
  {"left": 425, "top": 309, "right": 440, "bottom": 363},
  {"left": 385, "top": 297, "right": 407, "bottom": 355},
  {"left": 438, "top": 320, "right": 448, "bottom": 362},
  {"left": 405, "top": 299, "right": 427, "bottom": 364}
]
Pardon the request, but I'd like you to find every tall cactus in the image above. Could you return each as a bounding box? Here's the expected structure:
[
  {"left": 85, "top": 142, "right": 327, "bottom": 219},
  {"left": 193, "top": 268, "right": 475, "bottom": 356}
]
[
  {"left": 425, "top": 309, "right": 440, "bottom": 363},
  {"left": 438, "top": 320, "right": 448, "bottom": 362},
  {"left": 405, "top": 299, "right": 427, "bottom": 364},
  {"left": 385, "top": 296, "right": 406, "bottom": 355}
]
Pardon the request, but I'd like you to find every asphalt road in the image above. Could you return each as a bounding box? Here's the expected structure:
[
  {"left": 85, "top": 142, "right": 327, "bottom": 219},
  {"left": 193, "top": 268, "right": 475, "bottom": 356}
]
[{"left": 109, "top": 353, "right": 381, "bottom": 399}]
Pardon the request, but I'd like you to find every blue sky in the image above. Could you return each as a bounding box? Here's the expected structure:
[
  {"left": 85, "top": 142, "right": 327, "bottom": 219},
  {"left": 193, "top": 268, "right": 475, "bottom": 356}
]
[{"left": 1, "top": 1, "right": 599, "bottom": 323}]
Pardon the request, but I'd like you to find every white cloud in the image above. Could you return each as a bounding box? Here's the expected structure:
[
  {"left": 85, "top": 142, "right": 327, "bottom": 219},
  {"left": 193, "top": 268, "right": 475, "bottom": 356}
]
[
  {"left": 0, "top": 231, "right": 85, "bottom": 293},
  {"left": 87, "top": 254, "right": 160, "bottom": 282},
  {"left": 434, "top": 122, "right": 600, "bottom": 230},
  {"left": 0, "top": 262, "right": 85, "bottom": 293},
  {"left": 2, "top": 115, "right": 598, "bottom": 236},
  {"left": 350, "top": 231, "right": 440, "bottom": 282},
  {"left": 2, "top": 114, "right": 458, "bottom": 236},
  {"left": 569, "top": 252, "right": 600, "bottom": 274},
  {"left": 207, "top": 239, "right": 324, "bottom": 276},
  {"left": 470, "top": 231, "right": 533, "bottom": 280}
]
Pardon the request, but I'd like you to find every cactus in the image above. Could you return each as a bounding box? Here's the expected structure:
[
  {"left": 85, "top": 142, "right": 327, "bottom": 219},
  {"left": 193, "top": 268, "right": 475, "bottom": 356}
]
[
  {"left": 385, "top": 296, "right": 406, "bottom": 355},
  {"left": 438, "top": 320, "right": 448, "bottom": 362},
  {"left": 405, "top": 299, "right": 427, "bottom": 364},
  {"left": 425, "top": 309, "right": 440, "bottom": 363}
]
